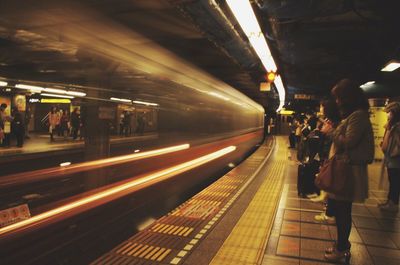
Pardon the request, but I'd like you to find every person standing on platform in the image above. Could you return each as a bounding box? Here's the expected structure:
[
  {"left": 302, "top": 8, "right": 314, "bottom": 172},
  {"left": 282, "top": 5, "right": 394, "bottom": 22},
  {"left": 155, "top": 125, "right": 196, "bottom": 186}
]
[
  {"left": 1, "top": 103, "right": 13, "bottom": 147},
  {"left": 11, "top": 107, "right": 24, "bottom": 147},
  {"left": 60, "top": 109, "right": 70, "bottom": 139},
  {"left": 324, "top": 79, "right": 374, "bottom": 262},
  {"left": 378, "top": 101, "right": 400, "bottom": 212},
  {"left": 48, "top": 106, "right": 60, "bottom": 142},
  {"left": 70, "top": 108, "right": 81, "bottom": 140},
  {"left": 24, "top": 107, "right": 32, "bottom": 139}
]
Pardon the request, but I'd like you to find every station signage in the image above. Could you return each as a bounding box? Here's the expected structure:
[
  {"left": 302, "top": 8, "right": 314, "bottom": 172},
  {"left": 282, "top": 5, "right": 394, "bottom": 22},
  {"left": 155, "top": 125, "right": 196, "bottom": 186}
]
[
  {"left": 260, "top": 82, "right": 271, "bottom": 92},
  {"left": 29, "top": 98, "right": 71, "bottom": 104},
  {"left": 0, "top": 204, "right": 31, "bottom": 228},
  {"left": 294, "top": 94, "right": 316, "bottom": 100}
]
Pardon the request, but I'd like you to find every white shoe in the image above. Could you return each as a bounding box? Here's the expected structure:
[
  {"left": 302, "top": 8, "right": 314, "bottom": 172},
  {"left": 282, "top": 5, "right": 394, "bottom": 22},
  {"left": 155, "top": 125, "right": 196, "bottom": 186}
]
[
  {"left": 310, "top": 195, "right": 326, "bottom": 203},
  {"left": 307, "top": 193, "right": 318, "bottom": 199},
  {"left": 314, "top": 213, "right": 335, "bottom": 224}
]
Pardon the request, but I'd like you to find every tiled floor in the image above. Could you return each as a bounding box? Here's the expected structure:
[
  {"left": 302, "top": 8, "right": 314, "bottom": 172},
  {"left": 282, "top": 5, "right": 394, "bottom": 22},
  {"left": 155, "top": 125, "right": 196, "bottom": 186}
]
[{"left": 263, "top": 148, "right": 400, "bottom": 265}]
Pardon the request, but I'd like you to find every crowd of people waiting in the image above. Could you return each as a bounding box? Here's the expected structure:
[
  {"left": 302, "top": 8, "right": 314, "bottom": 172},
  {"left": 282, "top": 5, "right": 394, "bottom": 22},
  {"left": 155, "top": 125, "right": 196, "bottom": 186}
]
[
  {"left": 47, "top": 106, "right": 83, "bottom": 142},
  {"left": 0, "top": 103, "right": 26, "bottom": 147},
  {"left": 289, "top": 79, "right": 400, "bottom": 263}
]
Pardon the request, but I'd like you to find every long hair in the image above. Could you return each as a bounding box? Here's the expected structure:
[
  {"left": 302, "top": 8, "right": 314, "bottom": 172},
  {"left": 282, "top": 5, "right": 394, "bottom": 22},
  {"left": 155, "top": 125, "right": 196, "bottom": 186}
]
[
  {"left": 320, "top": 97, "right": 341, "bottom": 126},
  {"left": 389, "top": 106, "right": 400, "bottom": 129},
  {"left": 331, "top": 79, "right": 369, "bottom": 118}
]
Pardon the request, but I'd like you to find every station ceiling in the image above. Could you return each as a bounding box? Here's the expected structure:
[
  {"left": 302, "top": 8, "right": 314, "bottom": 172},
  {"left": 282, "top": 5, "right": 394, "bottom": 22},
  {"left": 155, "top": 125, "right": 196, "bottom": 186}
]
[{"left": 0, "top": 0, "right": 399, "bottom": 111}]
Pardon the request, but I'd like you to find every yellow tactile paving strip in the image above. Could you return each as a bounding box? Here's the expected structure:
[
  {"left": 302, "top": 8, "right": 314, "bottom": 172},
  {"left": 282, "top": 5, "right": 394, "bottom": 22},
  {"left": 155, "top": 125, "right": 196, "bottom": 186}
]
[
  {"left": 91, "top": 138, "right": 275, "bottom": 265},
  {"left": 210, "top": 137, "right": 287, "bottom": 265}
]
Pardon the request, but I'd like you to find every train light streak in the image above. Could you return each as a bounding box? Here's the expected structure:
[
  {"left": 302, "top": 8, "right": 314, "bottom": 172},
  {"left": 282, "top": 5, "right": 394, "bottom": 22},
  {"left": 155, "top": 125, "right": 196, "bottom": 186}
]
[
  {"left": 0, "top": 144, "right": 190, "bottom": 187},
  {"left": 0, "top": 146, "right": 236, "bottom": 237}
]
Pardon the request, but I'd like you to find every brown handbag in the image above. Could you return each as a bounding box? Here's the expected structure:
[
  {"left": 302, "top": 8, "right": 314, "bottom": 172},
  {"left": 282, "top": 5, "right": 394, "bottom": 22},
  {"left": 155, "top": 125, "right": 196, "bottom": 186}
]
[{"left": 314, "top": 155, "right": 353, "bottom": 195}]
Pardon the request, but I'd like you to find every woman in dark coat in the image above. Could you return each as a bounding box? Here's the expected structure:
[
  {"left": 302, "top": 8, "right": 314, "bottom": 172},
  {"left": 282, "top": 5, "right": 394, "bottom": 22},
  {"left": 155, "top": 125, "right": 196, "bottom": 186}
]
[
  {"left": 379, "top": 102, "right": 400, "bottom": 212},
  {"left": 324, "top": 79, "right": 374, "bottom": 262}
]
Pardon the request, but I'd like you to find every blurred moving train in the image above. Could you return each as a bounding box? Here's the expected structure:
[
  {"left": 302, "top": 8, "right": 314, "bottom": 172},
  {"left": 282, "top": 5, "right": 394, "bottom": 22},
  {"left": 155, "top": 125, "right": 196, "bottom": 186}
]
[
  {"left": 0, "top": 95, "right": 265, "bottom": 264},
  {"left": 0, "top": 2, "right": 267, "bottom": 264}
]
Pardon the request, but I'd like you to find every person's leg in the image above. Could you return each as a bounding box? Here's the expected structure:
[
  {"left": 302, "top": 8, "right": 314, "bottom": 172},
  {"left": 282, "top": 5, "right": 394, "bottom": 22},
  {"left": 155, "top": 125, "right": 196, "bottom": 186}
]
[
  {"left": 334, "top": 200, "right": 352, "bottom": 251},
  {"left": 326, "top": 198, "right": 335, "bottom": 217},
  {"left": 388, "top": 168, "right": 400, "bottom": 204}
]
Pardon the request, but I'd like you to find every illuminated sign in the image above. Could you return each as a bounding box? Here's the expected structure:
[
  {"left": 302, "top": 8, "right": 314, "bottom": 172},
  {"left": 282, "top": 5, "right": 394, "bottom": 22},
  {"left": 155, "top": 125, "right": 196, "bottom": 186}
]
[
  {"left": 0, "top": 204, "right": 31, "bottom": 228},
  {"left": 260, "top": 82, "right": 271, "bottom": 92},
  {"left": 41, "top": 99, "right": 71, "bottom": 104},
  {"left": 29, "top": 98, "right": 40, "bottom": 103}
]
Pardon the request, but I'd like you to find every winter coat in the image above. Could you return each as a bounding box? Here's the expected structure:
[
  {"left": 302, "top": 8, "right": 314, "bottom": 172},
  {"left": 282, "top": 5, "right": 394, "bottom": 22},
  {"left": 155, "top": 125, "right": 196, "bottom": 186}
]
[
  {"left": 330, "top": 109, "right": 374, "bottom": 203},
  {"left": 382, "top": 122, "right": 400, "bottom": 168}
]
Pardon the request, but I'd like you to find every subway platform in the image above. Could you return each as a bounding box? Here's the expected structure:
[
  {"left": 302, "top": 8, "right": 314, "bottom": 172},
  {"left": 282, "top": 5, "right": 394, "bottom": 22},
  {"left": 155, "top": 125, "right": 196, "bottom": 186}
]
[{"left": 92, "top": 136, "right": 399, "bottom": 265}]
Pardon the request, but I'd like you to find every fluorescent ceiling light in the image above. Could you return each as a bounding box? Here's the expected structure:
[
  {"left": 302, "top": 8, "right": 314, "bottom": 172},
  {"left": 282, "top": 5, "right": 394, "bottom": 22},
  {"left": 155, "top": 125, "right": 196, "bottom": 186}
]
[
  {"left": 41, "top": 93, "right": 74, "bottom": 99},
  {"left": 43, "top": 88, "right": 67, "bottom": 94},
  {"left": 132, "top": 100, "right": 158, "bottom": 106},
  {"left": 274, "top": 75, "right": 285, "bottom": 112},
  {"left": 226, "top": 0, "right": 285, "bottom": 112},
  {"left": 226, "top": 0, "right": 277, "bottom": 72},
  {"left": 111, "top": 97, "right": 132, "bottom": 103},
  {"left": 0, "top": 81, "right": 7, "bottom": 86},
  {"left": 15, "top": 84, "right": 43, "bottom": 92},
  {"left": 66, "top": 91, "right": 86, "bottom": 97},
  {"left": 381, "top": 62, "right": 400, "bottom": 72},
  {"left": 44, "top": 88, "right": 86, "bottom": 97},
  {"left": 360, "top": 81, "right": 375, "bottom": 88}
]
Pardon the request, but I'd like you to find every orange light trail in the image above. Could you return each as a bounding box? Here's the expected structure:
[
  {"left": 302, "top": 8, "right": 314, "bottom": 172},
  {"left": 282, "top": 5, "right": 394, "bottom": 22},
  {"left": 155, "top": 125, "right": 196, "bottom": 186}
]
[
  {"left": 0, "top": 143, "right": 190, "bottom": 187},
  {"left": 0, "top": 146, "right": 236, "bottom": 237}
]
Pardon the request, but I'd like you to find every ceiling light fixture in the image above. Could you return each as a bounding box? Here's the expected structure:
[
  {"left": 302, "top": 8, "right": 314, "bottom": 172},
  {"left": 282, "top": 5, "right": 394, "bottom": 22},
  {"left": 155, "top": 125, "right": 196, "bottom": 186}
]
[
  {"left": 43, "top": 88, "right": 67, "bottom": 94},
  {"left": 66, "top": 91, "right": 86, "bottom": 97},
  {"left": 15, "top": 84, "right": 43, "bottom": 92},
  {"left": 0, "top": 81, "right": 7, "bottom": 87},
  {"left": 41, "top": 93, "right": 74, "bottom": 99},
  {"left": 225, "top": 0, "right": 285, "bottom": 112},
  {"left": 381, "top": 61, "right": 400, "bottom": 72},
  {"left": 360, "top": 81, "right": 375, "bottom": 88},
  {"left": 132, "top": 100, "right": 158, "bottom": 106},
  {"left": 110, "top": 97, "right": 132, "bottom": 103}
]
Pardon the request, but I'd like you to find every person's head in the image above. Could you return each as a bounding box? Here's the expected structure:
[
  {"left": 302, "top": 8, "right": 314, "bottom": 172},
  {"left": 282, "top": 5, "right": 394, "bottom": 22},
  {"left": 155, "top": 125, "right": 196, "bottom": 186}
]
[
  {"left": 331, "top": 79, "right": 369, "bottom": 118},
  {"left": 51, "top": 106, "right": 56, "bottom": 113},
  {"left": 0, "top": 103, "right": 7, "bottom": 111},
  {"left": 385, "top": 101, "right": 400, "bottom": 128},
  {"left": 320, "top": 97, "right": 341, "bottom": 125},
  {"left": 73, "top": 107, "right": 78, "bottom": 113}
]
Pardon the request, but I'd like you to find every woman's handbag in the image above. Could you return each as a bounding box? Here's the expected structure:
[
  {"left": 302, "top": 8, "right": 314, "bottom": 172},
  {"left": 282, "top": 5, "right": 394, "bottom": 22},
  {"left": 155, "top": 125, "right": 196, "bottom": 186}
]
[{"left": 314, "top": 154, "right": 353, "bottom": 196}]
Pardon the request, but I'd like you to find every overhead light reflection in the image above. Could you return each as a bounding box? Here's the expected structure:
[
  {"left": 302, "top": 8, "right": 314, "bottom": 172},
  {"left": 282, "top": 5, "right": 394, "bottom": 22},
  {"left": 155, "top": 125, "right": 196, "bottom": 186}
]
[
  {"left": 132, "top": 100, "right": 158, "bottom": 106},
  {"left": 111, "top": 97, "right": 132, "bottom": 103},
  {"left": 41, "top": 93, "right": 74, "bottom": 99},
  {"left": 66, "top": 91, "right": 86, "bottom": 97},
  {"left": 43, "top": 88, "right": 67, "bottom": 94},
  {"left": 0, "top": 81, "right": 7, "bottom": 86},
  {"left": 15, "top": 84, "right": 43, "bottom": 92}
]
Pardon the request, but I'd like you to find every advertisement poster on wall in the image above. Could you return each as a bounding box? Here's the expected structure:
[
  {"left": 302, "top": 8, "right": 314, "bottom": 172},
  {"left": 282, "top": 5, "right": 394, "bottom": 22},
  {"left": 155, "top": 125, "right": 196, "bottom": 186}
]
[
  {"left": 13, "top": 94, "right": 26, "bottom": 111},
  {"left": 370, "top": 106, "right": 386, "bottom": 160},
  {"left": 0, "top": 96, "right": 11, "bottom": 133}
]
